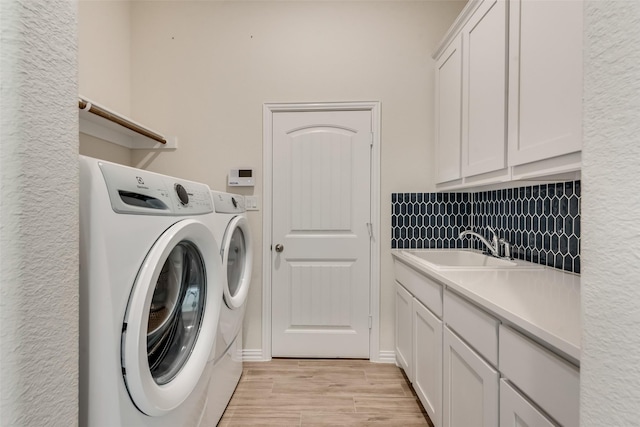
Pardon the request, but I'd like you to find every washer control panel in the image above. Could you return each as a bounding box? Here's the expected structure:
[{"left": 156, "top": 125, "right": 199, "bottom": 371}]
[{"left": 99, "top": 161, "right": 213, "bottom": 215}]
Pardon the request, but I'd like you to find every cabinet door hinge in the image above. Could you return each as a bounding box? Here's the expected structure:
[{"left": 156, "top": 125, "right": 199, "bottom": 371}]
[{"left": 368, "top": 315, "right": 373, "bottom": 329}]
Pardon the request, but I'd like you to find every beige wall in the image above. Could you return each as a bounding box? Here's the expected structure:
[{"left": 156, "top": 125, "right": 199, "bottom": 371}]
[
  {"left": 79, "top": 0, "right": 465, "bottom": 355},
  {"left": 78, "top": 0, "right": 133, "bottom": 164}
]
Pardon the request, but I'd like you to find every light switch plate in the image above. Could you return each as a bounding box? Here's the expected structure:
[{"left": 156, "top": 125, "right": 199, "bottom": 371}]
[{"left": 245, "top": 196, "right": 259, "bottom": 211}]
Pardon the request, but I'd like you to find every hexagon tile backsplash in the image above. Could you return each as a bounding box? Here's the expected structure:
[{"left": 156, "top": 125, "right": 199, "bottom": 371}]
[{"left": 391, "top": 181, "right": 581, "bottom": 274}]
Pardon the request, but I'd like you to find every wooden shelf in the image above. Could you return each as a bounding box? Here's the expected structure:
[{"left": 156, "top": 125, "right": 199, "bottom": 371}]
[{"left": 79, "top": 96, "right": 177, "bottom": 150}]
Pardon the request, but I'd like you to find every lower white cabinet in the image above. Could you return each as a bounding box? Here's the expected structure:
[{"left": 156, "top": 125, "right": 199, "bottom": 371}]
[
  {"left": 413, "top": 299, "right": 443, "bottom": 427},
  {"left": 392, "top": 256, "right": 579, "bottom": 427},
  {"left": 443, "top": 327, "right": 499, "bottom": 427},
  {"left": 395, "top": 282, "right": 413, "bottom": 378},
  {"left": 500, "top": 379, "right": 555, "bottom": 427},
  {"left": 395, "top": 281, "right": 444, "bottom": 427}
]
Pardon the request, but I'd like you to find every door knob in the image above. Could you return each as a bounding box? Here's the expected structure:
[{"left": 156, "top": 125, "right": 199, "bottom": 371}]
[{"left": 275, "top": 244, "right": 284, "bottom": 253}]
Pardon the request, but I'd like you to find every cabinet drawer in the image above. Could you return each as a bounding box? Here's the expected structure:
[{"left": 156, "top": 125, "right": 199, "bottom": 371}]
[
  {"left": 444, "top": 290, "right": 498, "bottom": 366},
  {"left": 500, "top": 325, "right": 579, "bottom": 427},
  {"left": 393, "top": 260, "right": 443, "bottom": 317}
]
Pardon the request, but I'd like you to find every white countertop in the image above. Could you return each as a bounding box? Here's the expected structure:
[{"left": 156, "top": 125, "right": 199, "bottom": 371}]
[{"left": 392, "top": 250, "right": 581, "bottom": 364}]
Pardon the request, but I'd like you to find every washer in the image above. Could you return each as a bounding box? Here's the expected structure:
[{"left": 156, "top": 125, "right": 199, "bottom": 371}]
[
  {"left": 205, "top": 190, "right": 253, "bottom": 424},
  {"left": 79, "top": 156, "right": 224, "bottom": 427}
]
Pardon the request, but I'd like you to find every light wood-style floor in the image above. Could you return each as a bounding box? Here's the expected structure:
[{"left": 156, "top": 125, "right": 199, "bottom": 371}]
[{"left": 218, "top": 359, "right": 434, "bottom": 427}]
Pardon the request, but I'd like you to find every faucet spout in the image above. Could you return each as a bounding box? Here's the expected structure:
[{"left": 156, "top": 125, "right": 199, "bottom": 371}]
[{"left": 459, "top": 228, "right": 500, "bottom": 257}]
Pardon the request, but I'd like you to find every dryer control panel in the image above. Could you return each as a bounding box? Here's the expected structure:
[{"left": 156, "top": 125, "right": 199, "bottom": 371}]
[
  {"left": 211, "top": 191, "right": 246, "bottom": 214},
  {"left": 99, "top": 161, "right": 214, "bottom": 215}
]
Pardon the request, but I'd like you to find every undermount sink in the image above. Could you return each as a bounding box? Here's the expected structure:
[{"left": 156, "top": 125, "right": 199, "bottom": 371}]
[{"left": 403, "top": 249, "right": 542, "bottom": 270}]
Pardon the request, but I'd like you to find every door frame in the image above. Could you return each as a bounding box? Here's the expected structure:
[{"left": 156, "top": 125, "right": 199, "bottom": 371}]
[{"left": 262, "top": 101, "right": 381, "bottom": 361}]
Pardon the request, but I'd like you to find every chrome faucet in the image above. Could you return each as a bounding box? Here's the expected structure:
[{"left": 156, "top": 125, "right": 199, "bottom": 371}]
[{"left": 459, "top": 226, "right": 500, "bottom": 257}]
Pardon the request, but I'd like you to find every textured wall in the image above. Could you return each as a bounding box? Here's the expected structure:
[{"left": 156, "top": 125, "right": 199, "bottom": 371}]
[
  {"left": 581, "top": 1, "right": 640, "bottom": 424},
  {"left": 0, "top": 1, "right": 79, "bottom": 425}
]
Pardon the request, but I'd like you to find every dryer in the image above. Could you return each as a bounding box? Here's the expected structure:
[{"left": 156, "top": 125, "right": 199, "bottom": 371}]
[
  {"left": 79, "top": 156, "right": 224, "bottom": 427},
  {"left": 205, "top": 190, "right": 253, "bottom": 424}
]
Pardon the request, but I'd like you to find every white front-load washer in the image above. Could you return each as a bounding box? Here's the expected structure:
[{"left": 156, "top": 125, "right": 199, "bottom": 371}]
[
  {"left": 204, "top": 190, "right": 253, "bottom": 425},
  {"left": 79, "top": 156, "right": 224, "bottom": 427}
]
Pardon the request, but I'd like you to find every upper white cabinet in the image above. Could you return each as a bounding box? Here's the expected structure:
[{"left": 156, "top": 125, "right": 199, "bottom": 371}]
[
  {"left": 461, "top": 0, "right": 508, "bottom": 178},
  {"left": 508, "top": 0, "right": 583, "bottom": 171},
  {"left": 435, "top": 36, "right": 463, "bottom": 183},
  {"left": 433, "top": 0, "right": 583, "bottom": 188},
  {"left": 509, "top": 0, "right": 584, "bottom": 178}
]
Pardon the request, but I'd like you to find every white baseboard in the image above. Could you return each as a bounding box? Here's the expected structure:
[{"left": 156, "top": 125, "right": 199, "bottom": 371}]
[
  {"left": 377, "top": 350, "right": 397, "bottom": 364},
  {"left": 241, "top": 349, "right": 396, "bottom": 363},
  {"left": 242, "top": 349, "right": 269, "bottom": 362}
]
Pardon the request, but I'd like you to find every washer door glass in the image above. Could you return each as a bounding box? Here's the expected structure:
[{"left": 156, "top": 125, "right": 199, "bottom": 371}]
[
  {"left": 147, "top": 241, "right": 205, "bottom": 385},
  {"left": 122, "top": 219, "right": 223, "bottom": 417},
  {"left": 222, "top": 216, "right": 253, "bottom": 310}
]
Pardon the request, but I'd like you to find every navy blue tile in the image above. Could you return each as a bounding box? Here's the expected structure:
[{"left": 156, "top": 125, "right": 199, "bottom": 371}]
[
  {"left": 390, "top": 182, "right": 580, "bottom": 273},
  {"left": 564, "top": 182, "right": 574, "bottom": 197},
  {"left": 565, "top": 217, "right": 573, "bottom": 235},
  {"left": 569, "top": 235, "right": 579, "bottom": 255},
  {"left": 569, "top": 197, "right": 579, "bottom": 218}
]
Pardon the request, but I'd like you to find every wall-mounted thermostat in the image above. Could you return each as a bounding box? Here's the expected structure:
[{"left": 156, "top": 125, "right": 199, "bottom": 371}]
[{"left": 228, "top": 168, "right": 255, "bottom": 187}]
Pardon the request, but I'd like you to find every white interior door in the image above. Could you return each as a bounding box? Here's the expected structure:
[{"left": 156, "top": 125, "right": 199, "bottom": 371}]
[{"left": 271, "top": 109, "right": 372, "bottom": 358}]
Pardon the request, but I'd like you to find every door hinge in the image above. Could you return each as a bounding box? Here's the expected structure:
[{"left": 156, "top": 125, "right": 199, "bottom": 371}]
[
  {"left": 370, "top": 132, "right": 374, "bottom": 147},
  {"left": 366, "top": 222, "right": 373, "bottom": 239},
  {"left": 368, "top": 315, "right": 373, "bottom": 329}
]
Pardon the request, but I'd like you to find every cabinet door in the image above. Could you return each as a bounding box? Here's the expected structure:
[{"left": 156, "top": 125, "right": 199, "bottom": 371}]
[
  {"left": 395, "top": 282, "right": 413, "bottom": 378},
  {"left": 500, "top": 380, "right": 556, "bottom": 427},
  {"left": 443, "top": 327, "right": 499, "bottom": 427},
  {"left": 508, "top": 0, "right": 583, "bottom": 166},
  {"left": 435, "top": 36, "right": 463, "bottom": 184},
  {"left": 461, "top": 0, "right": 508, "bottom": 177},
  {"left": 413, "top": 299, "right": 443, "bottom": 427}
]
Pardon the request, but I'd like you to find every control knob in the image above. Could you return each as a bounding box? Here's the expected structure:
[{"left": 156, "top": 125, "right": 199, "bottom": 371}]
[{"left": 175, "top": 184, "right": 189, "bottom": 205}]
